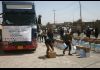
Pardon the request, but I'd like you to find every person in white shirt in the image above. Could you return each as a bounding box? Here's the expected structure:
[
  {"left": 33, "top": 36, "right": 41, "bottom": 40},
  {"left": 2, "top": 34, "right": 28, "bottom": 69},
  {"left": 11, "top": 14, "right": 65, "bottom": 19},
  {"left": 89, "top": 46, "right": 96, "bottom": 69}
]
[{"left": 69, "top": 27, "right": 72, "bottom": 34}]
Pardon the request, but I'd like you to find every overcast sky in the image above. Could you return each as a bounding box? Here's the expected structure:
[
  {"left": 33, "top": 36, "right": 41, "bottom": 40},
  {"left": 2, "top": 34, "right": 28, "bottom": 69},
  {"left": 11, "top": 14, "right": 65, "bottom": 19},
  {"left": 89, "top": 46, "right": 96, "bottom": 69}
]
[{"left": 0, "top": 1, "right": 100, "bottom": 25}]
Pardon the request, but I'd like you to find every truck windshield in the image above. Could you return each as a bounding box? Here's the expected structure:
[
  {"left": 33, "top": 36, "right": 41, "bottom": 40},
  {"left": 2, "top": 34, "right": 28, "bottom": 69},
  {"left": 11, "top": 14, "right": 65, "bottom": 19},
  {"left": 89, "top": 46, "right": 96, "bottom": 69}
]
[{"left": 3, "top": 11, "right": 36, "bottom": 25}]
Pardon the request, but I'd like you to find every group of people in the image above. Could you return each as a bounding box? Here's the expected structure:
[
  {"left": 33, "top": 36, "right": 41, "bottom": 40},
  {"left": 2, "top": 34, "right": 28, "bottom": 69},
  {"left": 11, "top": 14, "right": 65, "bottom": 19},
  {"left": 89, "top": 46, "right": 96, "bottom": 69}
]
[
  {"left": 38, "top": 29, "right": 47, "bottom": 42},
  {"left": 84, "top": 26, "right": 99, "bottom": 39},
  {"left": 76, "top": 26, "right": 99, "bottom": 39},
  {"left": 38, "top": 26, "right": 99, "bottom": 57},
  {"left": 40, "top": 26, "right": 73, "bottom": 56}
]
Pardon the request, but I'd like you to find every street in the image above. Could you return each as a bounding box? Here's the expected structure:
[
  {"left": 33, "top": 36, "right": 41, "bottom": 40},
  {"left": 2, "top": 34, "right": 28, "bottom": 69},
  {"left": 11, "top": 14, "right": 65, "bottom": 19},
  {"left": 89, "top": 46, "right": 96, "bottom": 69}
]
[
  {"left": 0, "top": 1, "right": 100, "bottom": 68},
  {"left": 0, "top": 41, "right": 100, "bottom": 68}
]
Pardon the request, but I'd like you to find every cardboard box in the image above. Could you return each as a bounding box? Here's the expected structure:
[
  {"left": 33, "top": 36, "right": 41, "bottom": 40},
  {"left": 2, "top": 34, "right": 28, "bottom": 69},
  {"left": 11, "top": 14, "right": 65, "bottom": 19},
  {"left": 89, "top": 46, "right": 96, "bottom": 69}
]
[
  {"left": 88, "top": 39, "right": 94, "bottom": 43},
  {"left": 47, "top": 51, "right": 56, "bottom": 58},
  {"left": 82, "top": 37, "right": 90, "bottom": 42},
  {"left": 76, "top": 46, "right": 86, "bottom": 50},
  {"left": 76, "top": 46, "right": 90, "bottom": 52},
  {"left": 95, "top": 40, "right": 100, "bottom": 44}
]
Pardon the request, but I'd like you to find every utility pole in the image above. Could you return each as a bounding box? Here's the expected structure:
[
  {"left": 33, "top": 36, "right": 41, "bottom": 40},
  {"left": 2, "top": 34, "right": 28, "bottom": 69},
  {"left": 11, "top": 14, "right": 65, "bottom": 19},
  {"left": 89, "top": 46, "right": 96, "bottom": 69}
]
[
  {"left": 53, "top": 10, "right": 56, "bottom": 24},
  {"left": 79, "top": 1, "right": 83, "bottom": 32},
  {"left": 79, "top": 1, "right": 82, "bottom": 21}
]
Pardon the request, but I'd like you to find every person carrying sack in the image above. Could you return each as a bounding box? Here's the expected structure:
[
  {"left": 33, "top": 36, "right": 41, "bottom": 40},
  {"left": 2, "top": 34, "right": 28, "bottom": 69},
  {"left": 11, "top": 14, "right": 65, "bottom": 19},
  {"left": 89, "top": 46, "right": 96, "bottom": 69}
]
[
  {"left": 62, "top": 31, "right": 73, "bottom": 56},
  {"left": 45, "top": 28, "right": 55, "bottom": 56}
]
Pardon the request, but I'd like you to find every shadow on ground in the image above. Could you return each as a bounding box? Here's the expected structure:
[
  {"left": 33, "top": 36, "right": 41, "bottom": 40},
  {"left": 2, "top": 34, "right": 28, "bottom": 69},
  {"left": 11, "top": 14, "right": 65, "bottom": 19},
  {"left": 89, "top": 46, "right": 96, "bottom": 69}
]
[
  {"left": 38, "top": 54, "right": 64, "bottom": 60},
  {"left": 0, "top": 50, "right": 34, "bottom": 56},
  {"left": 56, "top": 54, "right": 64, "bottom": 57},
  {"left": 38, "top": 55, "right": 47, "bottom": 60}
]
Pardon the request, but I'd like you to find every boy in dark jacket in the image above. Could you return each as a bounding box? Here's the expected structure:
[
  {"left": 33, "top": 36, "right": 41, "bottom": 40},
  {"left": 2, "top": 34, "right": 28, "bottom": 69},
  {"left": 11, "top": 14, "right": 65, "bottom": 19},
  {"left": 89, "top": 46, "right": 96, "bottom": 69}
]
[{"left": 45, "top": 28, "right": 55, "bottom": 54}]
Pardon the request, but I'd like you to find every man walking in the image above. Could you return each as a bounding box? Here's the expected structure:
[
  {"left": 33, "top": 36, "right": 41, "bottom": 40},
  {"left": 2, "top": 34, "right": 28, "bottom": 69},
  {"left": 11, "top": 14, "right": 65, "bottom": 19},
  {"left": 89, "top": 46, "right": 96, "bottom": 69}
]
[{"left": 63, "top": 31, "right": 73, "bottom": 56}]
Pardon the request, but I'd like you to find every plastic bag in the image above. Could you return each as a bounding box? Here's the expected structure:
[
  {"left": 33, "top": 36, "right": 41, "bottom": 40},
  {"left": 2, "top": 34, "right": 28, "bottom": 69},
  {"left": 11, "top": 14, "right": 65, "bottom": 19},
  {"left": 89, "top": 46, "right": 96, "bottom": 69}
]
[{"left": 56, "top": 43, "right": 67, "bottom": 50}]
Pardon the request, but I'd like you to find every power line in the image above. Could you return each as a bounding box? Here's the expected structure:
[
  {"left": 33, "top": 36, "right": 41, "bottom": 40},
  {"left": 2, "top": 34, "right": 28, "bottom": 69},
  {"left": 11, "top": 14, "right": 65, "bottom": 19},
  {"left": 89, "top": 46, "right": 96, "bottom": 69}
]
[{"left": 55, "top": 1, "right": 76, "bottom": 12}]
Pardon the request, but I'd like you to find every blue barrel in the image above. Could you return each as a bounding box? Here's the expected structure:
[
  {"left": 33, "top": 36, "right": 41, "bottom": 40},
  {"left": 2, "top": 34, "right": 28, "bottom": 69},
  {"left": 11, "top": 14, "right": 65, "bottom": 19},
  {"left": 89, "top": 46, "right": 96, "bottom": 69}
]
[
  {"left": 80, "top": 41, "right": 85, "bottom": 46},
  {"left": 90, "top": 43, "right": 95, "bottom": 51},
  {"left": 80, "top": 49, "right": 86, "bottom": 58},
  {"left": 95, "top": 44, "right": 100, "bottom": 53}
]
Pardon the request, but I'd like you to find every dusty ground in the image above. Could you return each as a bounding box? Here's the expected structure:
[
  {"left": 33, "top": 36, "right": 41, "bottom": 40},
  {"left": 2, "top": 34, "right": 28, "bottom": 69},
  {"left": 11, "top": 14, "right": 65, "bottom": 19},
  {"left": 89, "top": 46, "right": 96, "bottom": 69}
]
[{"left": 0, "top": 41, "right": 100, "bottom": 68}]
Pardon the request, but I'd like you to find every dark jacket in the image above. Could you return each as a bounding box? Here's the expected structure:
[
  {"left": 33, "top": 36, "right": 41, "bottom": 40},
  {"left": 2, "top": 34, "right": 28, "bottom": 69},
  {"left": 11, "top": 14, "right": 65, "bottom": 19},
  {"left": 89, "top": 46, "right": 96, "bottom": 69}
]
[{"left": 63, "top": 33, "right": 72, "bottom": 42}]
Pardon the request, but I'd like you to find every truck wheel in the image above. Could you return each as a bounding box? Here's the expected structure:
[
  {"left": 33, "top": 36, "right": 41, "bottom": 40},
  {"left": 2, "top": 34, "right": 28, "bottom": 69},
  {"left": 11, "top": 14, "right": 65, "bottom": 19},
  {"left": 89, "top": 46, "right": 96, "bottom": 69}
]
[
  {"left": 32, "top": 48, "right": 36, "bottom": 51},
  {"left": 30, "top": 48, "right": 36, "bottom": 52}
]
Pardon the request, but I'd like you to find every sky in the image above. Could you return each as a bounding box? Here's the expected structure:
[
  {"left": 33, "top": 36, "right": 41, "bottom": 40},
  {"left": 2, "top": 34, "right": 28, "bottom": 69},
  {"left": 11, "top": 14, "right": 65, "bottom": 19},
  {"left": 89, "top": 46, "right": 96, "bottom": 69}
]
[
  {"left": 34, "top": 1, "right": 100, "bottom": 25},
  {"left": 0, "top": 1, "right": 100, "bottom": 25}
]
